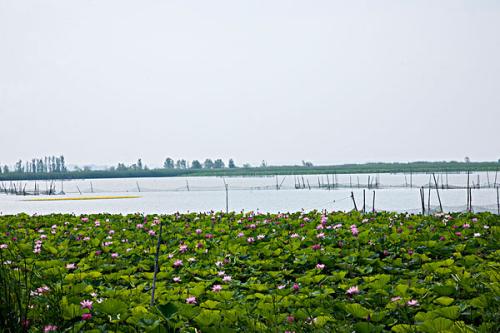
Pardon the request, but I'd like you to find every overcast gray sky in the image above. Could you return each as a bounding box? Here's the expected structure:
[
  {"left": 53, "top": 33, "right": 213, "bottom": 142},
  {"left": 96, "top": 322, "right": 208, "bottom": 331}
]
[{"left": 1, "top": 0, "right": 499, "bottom": 168}]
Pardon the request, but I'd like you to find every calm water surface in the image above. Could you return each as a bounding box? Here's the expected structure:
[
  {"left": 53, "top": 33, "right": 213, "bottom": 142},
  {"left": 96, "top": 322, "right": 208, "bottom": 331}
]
[{"left": 0, "top": 173, "right": 498, "bottom": 215}]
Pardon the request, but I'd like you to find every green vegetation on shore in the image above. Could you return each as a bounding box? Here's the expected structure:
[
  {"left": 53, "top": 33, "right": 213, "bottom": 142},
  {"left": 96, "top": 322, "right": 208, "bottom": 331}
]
[{"left": 0, "top": 161, "right": 499, "bottom": 181}]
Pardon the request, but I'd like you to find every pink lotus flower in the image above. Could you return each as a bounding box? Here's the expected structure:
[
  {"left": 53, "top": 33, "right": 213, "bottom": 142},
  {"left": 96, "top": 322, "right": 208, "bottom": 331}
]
[
  {"left": 173, "top": 259, "right": 183, "bottom": 268},
  {"left": 237, "top": 232, "right": 244, "bottom": 238},
  {"left": 287, "top": 315, "right": 295, "bottom": 323},
  {"left": 217, "top": 271, "right": 225, "bottom": 276},
  {"left": 81, "top": 217, "right": 89, "bottom": 222},
  {"left": 36, "top": 286, "right": 50, "bottom": 294},
  {"left": 455, "top": 232, "right": 462, "bottom": 237},
  {"left": 0, "top": 244, "right": 8, "bottom": 249},
  {"left": 173, "top": 277, "right": 181, "bottom": 282},
  {"left": 316, "top": 233, "right": 325, "bottom": 239},
  {"left": 66, "top": 263, "right": 76, "bottom": 270},
  {"left": 311, "top": 244, "right": 321, "bottom": 250},
  {"left": 212, "top": 284, "right": 222, "bottom": 292},
  {"left": 247, "top": 237, "right": 255, "bottom": 243},
  {"left": 293, "top": 283, "right": 300, "bottom": 291},
  {"left": 462, "top": 224, "right": 470, "bottom": 229},
  {"left": 43, "top": 325, "right": 58, "bottom": 332},
  {"left": 257, "top": 234, "right": 265, "bottom": 240},
  {"left": 80, "top": 299, "right": 93, "bottom": 309},
  {"left": 186, "top": 296, "right": 197, "bottom": 304},
  {"left": 391, "top": 296, "right": 401, "bottom": 302},
  {"left": 346, "top": 286, "right": 359, "bottom": 295},
  {"left": 148, "top": 230, "right": 156, "bottom": 236},
  {"left": 136, "top": 223, "right": 144, "bottom": 229},
  {"left": 471, "top": 218, "right": 478, "bottom": 223},
  {"left": 179, "top": 244, "right": 188, "bottom": 253},
  {"left": 82, "top": 313, "right": 92, "bottom": 320},
  {"left": 195, "top": 228, "right": 202, "bottom": 234},
  {"left": 277, "top": 284, "right": 286, "bottom": 289},
  {"left": 94, "top": 221, "right": 100, "bottom": 226},
  {"left": 205, "top": 233, "right": 214, "bottom": 239},
  {"left": 290, "top": 233, "right": 299, "bottom": 238},
  {"left": 407, "top": 299, "right": 419, "bottom": 306},
  {"left": 223, "top": 275, "right": 232, "bottom": 282},
  {"left": 350, "top": 225, "right": 359, "bottom": 236},
  {"left": 111, "top": 253, "right": 119, "bottom": 259},
  {"left": 316, "top": 263, "right": 325, "bottom": 270}
]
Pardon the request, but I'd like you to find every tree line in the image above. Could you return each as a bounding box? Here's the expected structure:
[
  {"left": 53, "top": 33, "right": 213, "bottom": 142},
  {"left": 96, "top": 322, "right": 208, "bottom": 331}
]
[
  {"left": 105, "top": 158, "right": 238, "bottom": 172},
  {"left": 162, "top": 158, "right": 236, "bottom": 170},
  {"left": 0, "top": 155, "right": 67, "bottom": 174}
]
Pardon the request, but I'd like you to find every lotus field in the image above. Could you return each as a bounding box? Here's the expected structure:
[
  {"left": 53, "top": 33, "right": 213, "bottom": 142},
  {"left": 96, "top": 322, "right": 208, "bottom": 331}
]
[{"left": 0, "top": 211, "right": 499, "bottom": 332}]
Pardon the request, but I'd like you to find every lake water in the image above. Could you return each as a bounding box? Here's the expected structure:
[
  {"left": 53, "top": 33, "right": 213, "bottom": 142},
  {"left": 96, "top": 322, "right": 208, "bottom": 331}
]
[{"left": 1, "top": 172, "right": 499, "bottom": 215}]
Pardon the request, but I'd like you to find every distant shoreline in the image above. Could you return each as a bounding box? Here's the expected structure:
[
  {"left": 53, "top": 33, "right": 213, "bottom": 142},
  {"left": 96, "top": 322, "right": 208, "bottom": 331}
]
[{"left": 0, "top": 161, "right": 498, "bottom": 182}]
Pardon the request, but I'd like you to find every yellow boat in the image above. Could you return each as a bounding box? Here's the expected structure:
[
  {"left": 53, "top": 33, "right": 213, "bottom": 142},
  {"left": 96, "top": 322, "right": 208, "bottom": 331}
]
[{"left": 24, "top": 195, "right": 141, "bottom": 202}]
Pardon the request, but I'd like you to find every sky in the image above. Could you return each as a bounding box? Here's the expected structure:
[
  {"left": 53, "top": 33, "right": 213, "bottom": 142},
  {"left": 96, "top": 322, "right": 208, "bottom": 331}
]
[{"left": 1, "top": 0, "right": 499, "bottom": 168}]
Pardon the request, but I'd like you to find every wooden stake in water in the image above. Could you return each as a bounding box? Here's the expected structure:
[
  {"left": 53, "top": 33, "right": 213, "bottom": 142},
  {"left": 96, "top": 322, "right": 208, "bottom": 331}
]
[
  {"left": 427, "top": 185, "right": 431, "bottom": 213},
  {"left": 350, "top": 192, "right": 358, "bottom": 211},
  {"left": 466, "top": 171, "right": 470, "bottom": 211},
  {"left": 150, "top": 221, "right": 163, "bottom": 307},
  {"left": 225, "top": 183, "right": 229, "bottom": 213},
  {"left": 372, "top": 190, "right": 376, "bottom": 213},
  {"left": 420, "top": 187, "right": 425, "bottom": 215},
  {"left": 432, "top": 173, "right": 443, "bottom": 213},
  {"left": 362, "top": 189, "right": 366, "bottom": 213},
  {"left": 497, "top": 186, "right": 499, "bottom": 215}
]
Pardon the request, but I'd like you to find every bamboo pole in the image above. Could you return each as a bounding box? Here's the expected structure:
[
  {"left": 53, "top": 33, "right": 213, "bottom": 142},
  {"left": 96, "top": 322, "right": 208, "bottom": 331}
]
[
  {"left": 350, "top": 192, "right": 358, "bottom": 211},
  {"left": 420, "top": 187, "right": 425, "bottom": 215},
  {"left": 497, "top": 186, "right": 499, "bottom": 215},
  {"left": 362, "top": 189, "right": 366, "bottom": 213},
  {"left": 372, "top": 190, "right": 375, "bottom": 213},
  {"left": 225, "top": 183, "right": 229, "bottom": 213},
  {"left": 432, "top": 173, "right": 443, "bottom": 213},
  {"left": 150, "top": 220, "right": 163, "bottom": 306}
]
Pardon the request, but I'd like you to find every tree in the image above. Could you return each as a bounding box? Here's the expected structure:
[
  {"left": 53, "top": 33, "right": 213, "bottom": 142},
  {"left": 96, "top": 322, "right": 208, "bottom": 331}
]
[
  {"left": 204, "top": 159, "right": 214, "bottom": 169},
  {"left": 137, "top": 159, "right": 143, "bottom": 170},
  {"left": 260, "top": 160, "right": 267, "bottom": 168},
  {"left": 464, "top": 157, "right": 470, "bottom": 163},
  {"left": 163, "top": 158, "right": 175, "bottom": 169},
  {"left": 3, "top": 166, "right": 9, "bottom": 173},
  {"left": 243, "top": 163, "right": 251, "bottom": 168},
  {"left": 55, "top": 156, "right": 61, "bottom": 172},
  {"left": 191, "top": 160, "right": 202, "bottom": 169},
  {"left": 60, "top": 155, "right": 67, "bottom": 172},
  {"left": 213, "top": 159, "right": 225, "bottom": 169},
  {"left": 228, "top": 159, "right": 236, "bottom": 168},
  {"left": 175, "top": 159, "right": 187, "bottom": 169},
  {"left": 302, "top": 160, "right": 313, "bottom": 167},
  {"left": 15, "top": 160, "right": 23, "bottom": 173},
  {"left": 117, "top": 163, "right": 128, "bottom": 171}
]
